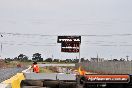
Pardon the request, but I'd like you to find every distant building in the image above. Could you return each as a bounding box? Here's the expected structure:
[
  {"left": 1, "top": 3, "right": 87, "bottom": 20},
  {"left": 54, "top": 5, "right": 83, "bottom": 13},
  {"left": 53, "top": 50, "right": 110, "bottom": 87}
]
[
  {"left": 90, "top": 54, "right": 105, "bottom": 62},
  {"left": 90, "top": 57, "right": 104, "bottom": 62}
]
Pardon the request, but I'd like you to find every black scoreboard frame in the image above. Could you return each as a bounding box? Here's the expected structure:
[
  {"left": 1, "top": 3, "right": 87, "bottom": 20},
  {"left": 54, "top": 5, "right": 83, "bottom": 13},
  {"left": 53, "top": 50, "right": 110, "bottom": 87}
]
[{"left": 57, "top": 36, "right": 81, "bottom": 53}]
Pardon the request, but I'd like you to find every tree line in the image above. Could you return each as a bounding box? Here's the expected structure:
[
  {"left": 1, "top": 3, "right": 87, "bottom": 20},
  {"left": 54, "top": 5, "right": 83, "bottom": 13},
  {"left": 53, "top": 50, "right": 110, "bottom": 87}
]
[
  {"left": 4, "top": 53, "right": 86, "bottom": 63},
  {"left": 5, "top": 53, "right": 43, "bottom": 62}
]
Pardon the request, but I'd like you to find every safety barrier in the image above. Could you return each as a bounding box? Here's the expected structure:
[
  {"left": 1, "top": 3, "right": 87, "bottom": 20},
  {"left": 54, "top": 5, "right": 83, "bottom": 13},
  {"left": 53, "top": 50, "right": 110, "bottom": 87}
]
[{"left": 2, "top": 73, "right": 25, "bottom": 88}]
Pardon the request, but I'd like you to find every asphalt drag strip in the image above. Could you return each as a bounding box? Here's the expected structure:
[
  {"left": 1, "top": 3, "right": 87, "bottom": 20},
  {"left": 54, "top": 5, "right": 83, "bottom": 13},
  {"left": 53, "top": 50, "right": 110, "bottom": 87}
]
[{"left": 0, "top": 67, "right": 26, "bottom": 83}]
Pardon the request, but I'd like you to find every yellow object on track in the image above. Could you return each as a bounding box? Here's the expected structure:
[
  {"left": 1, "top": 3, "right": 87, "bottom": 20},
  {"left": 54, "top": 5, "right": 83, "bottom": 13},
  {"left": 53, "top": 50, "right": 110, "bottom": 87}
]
[{"left": 2, "top": 73, "right": 25, "bottom": 88}]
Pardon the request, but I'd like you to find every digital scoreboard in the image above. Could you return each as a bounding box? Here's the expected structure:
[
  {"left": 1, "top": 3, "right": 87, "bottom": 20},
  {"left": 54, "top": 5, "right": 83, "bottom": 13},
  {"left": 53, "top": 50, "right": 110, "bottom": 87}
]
[
  {"left": 57, "top": 36, "right": 81, "bottom": 43},
  {"left": 61, "top": 48, "right": 80, "bottom": 53},
  {"left": 57, "top": 36, "right": 81, "bottom": 53}
]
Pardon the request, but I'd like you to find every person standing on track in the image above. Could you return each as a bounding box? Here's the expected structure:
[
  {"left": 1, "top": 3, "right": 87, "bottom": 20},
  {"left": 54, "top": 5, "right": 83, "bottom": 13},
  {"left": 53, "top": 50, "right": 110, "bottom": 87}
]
[{"left": 32, "top": 61, "right": 40, "bottom": 73}]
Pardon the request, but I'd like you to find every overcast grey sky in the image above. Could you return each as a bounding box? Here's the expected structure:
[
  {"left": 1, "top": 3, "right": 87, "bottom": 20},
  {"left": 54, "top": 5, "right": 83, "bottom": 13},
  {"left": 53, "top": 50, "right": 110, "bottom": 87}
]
[{"left": 0, "top": 0, "right": 132, "bottom": 60}]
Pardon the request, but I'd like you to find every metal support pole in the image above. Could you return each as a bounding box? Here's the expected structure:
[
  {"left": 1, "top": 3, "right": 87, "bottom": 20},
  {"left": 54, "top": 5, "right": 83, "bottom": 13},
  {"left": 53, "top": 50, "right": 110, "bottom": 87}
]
[
  {"left": 0, "top": 35, "right": 3, "bottom": 59},
  {"left": 130, "top": 61, "right": 132, "bottom": 74},
  {"left": 1, "top": 43, "right": 2, "bottom": 54},
  {"left": 0, "top": 43, "right": 1, "bottom": 58},
  {"left": 79, "top": 44, "right": 81, "bottom": 63}
]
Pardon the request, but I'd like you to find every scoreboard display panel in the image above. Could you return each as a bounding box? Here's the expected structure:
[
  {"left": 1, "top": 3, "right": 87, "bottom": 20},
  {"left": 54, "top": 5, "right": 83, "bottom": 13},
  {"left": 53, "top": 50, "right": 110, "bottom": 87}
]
[
  {"left": 61, "top": 48, "right": 79, "bottom": 53},
  {"left": 57, "top": 36, "right": 81, "bottom": 53},
  {"left": 61, "top": 42, "right": 80, "bottom": 47},
  {"left": 57, "top": 36, "right": 81, "bottom": 43}
]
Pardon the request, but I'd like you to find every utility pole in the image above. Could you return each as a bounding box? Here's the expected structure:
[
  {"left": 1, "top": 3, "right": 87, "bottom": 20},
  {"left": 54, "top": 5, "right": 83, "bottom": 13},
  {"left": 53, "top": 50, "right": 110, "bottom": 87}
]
[
  {"left": 52, "top": 54, "right": 54, "bottom": 59},
  {"left": 0, "top": 42, "right": 2, "bottom": 53},
  {"left": 79, "top": 43, "right": 81, "bottom": 63},
  {"left": 126, "top": 55, "right": 129, "bottom": 61},
  {"left": 110, "top": 55, "right": 112, "bottom": 60},
  {"left": 0, "top": 34, "right": 3, "bottom": 59},
  {"left": 97, "top": 53, "right": 99, "bottom": 62}
]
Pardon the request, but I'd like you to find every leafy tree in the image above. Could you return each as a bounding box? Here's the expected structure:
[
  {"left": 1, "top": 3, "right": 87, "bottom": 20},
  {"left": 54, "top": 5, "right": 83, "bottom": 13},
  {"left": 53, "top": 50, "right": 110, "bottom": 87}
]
[
  {"left": 81, "top": 58, "right": 85, "bottom": 62},
  {"left": 53, "top": 59, "right": 59, "bottom": 62},
  {"left": 45, "top": 58, "right": 52, "bottom": 62},
  {"left": 14, "top": 57, "right": 18, "bottom": 61},
  {"left": 18, "top": 54, "right": 28, "bottom": 61},
  {"left": 32, "top": 53, "right": 43, "bottom": 61},
  {"left": 113, "top": 59, "right": 118, "bottom": 61},
  {"left": 73, "top": 59, "right": 79, "bottom": 63},
  {"left": 120, "top": 58, "right": 125, "bottom": 61},
  {"left": 65, "top": 59, "right": 72, "bottom": 63},
  {"left": 5, "top": 58, "right": 13, "bottom": 63},
  {"left": 59, "top": 60, "right": 66, "bottom": 63}
]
